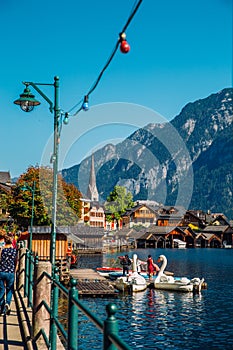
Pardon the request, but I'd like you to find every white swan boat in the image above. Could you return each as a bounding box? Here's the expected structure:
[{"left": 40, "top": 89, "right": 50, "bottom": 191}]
[
  {"left": 114, "top": 254, "right": 148, "bottom": 293},
  {"left": 154, "top": 255, "right": 204, "bottom": 293}
]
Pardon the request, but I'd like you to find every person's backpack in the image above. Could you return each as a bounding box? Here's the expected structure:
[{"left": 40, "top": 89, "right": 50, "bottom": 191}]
[{"left": 121, "top": 257, "right": 131, "bottom": 266}]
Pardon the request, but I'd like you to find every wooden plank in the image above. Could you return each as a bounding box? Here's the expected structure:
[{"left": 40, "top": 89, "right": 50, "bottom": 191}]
[
  {"left": 74, "top": 249, "right": 103, "bottom": 255},
  {"left": 69, "top": 268, "right": 118, "bottom": 297},
  {"left": 69, "top": 268, "right": 106, "bottom": 281},
  {"left": 77, "top": 281, "right": 118, "bottom": 297}
]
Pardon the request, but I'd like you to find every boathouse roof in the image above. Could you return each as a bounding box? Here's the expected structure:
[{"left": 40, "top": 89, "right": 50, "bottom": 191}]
[{"left": 203, "top": 225, "right": 230, "bottom": 233}]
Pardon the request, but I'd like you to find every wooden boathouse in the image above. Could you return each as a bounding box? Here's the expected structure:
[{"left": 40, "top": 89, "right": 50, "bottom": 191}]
[{"left": 19, "top": 225, "right": 105, "bottom": 258}]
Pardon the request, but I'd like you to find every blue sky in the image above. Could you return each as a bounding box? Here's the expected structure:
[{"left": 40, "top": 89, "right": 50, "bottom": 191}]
[{"left": 0, "top": 0, "right": 232, "bottom": 178}]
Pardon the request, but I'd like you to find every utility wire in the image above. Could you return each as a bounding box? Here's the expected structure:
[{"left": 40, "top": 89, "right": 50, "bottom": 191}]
[
  {"left": 122, "top": 0, "right": 143, "bottom": 33},
  {"left": 69, "top": 0, "right": 143, "bottom": 117}
]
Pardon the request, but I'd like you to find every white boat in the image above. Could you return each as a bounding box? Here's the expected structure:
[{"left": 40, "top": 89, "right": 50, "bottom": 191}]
[
  {"left": 223, "top": 241, "right": 232, "bottom": 248},
  {"left": 173, "top": 238, "right": 186, "bottom": 249},
  {"left": 154, "top": 255, "right": 204, "bottom": 293},
  {"left": 114, "top": 254, "right": 148, "bottom": 293}
]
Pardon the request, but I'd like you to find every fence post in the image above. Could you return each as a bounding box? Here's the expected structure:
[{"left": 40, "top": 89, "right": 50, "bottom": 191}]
[
  {"left": 103, "top": 303, "right": 118, "bottom": 350},
  {"left": 18, "top": 247, "right": 26, "bottom": 293},
  {"left": 50, "top": 268, "right": 59, "bottom": 350},
  {"left": 24, "top": 250, "right": 29, "bottom": 297},
  {"left": 33, "top": 261, "right": 52, "bottom": 347},
  {"left": 28, "top": 251, "right": 34, "bottom": 307},
  {"left": 67, "top": 278, "right": 78, "bottom": 350}
]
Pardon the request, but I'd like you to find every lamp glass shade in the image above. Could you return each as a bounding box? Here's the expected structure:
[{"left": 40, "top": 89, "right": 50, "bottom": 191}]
[{"left": 14, "top": 87, "right": 41, "bottom": 112}]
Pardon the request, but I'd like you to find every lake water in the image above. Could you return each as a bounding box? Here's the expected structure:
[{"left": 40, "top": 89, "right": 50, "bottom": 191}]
[{"left": 65, "top": 248, "right": 233, "bottom": 349}]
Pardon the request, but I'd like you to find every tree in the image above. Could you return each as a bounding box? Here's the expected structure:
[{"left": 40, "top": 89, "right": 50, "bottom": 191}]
[
  {"left": 9, "top": 166, "right": 82, "bottom": 230},
  {"left": 0, "top": 187, "right": 15, "bottom": 232},
  {"left": 0, "top": 191, "right": 9, "bottom": 212},
  {"left": 105, "top": 185, "right": 134, "bottom": 227}
]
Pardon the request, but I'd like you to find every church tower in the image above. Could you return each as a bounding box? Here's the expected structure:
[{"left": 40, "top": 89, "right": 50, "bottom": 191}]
[{"left": 87, "top": 154, "right": 99, "bottom": 202}]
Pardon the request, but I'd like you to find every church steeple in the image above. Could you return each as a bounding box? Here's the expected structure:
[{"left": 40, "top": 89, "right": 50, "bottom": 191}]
[{"left": 87, "top": 154, "right": 99, "bottom": 202}]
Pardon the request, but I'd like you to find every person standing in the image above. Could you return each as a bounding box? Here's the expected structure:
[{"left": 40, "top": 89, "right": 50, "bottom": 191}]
[
  {"left": 0, "top": 234, "right": 18, "bottom": 316},
  {"left": 120, "top": 254, "right": 132, "bottom": 276},
  {"left": 147, "top": 255, "right": 155, "bottom": 278}
]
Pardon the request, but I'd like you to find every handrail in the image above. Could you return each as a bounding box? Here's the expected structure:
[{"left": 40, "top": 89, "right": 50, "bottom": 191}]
[
  {"left": 19, "top": 248, "right": 132, "bottom": 350},
  {"left": 43, "top": 270, "right": 105, "bottom": 331}
]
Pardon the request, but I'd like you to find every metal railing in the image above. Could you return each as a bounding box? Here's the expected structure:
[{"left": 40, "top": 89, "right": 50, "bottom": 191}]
[{"left": 18, "top": 247, "right": 132, "bottom": 350}]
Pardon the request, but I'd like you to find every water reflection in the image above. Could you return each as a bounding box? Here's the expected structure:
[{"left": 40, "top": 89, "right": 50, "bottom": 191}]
[{"left": 60, "top": 248, "right": 233, "bottom": 350}]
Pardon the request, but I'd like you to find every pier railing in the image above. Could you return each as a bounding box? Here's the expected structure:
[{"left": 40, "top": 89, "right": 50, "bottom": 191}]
[{"left": 17, "top": 247, "right": 132, "bottom": 350}]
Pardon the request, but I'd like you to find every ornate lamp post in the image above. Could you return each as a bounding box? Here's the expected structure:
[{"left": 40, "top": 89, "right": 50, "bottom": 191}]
[
  {"left": 21, "top": 181, "right": 36, "bottom": 251},
  {"left": 14, "top": 76, "right": 60, "bottom": 267}
]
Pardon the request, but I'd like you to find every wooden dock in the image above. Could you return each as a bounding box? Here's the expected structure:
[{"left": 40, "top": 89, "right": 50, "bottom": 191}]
[{"left": 69, "top": 268, "right": 118, "bottom": 297}]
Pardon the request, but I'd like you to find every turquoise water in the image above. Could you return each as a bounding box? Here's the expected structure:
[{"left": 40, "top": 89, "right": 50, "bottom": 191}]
[{"left": 71, "top": 248, "right": 233, "bottom": 349}]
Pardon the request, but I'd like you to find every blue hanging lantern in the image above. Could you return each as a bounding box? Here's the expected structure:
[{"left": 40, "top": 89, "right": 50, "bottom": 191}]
[
  {"left": 82, "top": 95, "right": 89, "bottom": 111},
  {"left": 63, "top": 112, "right": 69, "bottom": 124}
]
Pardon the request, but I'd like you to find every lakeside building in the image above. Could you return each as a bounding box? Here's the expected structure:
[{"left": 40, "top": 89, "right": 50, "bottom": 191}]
[
  {"left": 0, "top": 167, "right": 232, "bottom": 250},
  {"left": 121, "top": 202, "right": 157, "bottom": 228}
]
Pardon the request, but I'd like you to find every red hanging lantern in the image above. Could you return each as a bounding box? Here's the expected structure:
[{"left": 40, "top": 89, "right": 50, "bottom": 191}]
[
  {"left": 119, "top": 32, "right": 130, "bottom": 54},
  {"left": 120, "top": 40, "right": 130, "bottom": 53}
]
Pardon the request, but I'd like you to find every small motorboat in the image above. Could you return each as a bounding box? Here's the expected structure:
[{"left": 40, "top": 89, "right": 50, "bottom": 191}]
[
  {"left": 154, "top": 255, "right": 205, "bottom": 293},
  {"left": 223, "top": 240, "right": 232, "bottom": 248},
  {"left": 114, "top": 254, "right": 148, "bottom": 293},
  {"left": 96, "top": 266, "right": 122, "bottom": 277},
  {"left": 173, "top": 238, "right": 187, "bottom": 249}
]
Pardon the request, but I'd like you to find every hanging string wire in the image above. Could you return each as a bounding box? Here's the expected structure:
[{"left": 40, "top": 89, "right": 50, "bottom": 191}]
[
  {"left": 68, "top": 0, "right": 143, "bottom": 117},
  {"left": 67, "top": 98, "right": 83, "bottom": 114}
]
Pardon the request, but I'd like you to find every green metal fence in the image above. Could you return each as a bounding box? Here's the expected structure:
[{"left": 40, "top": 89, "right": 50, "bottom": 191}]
[{"left": 20, "top": 248, "right": 132, "bottom": 350}]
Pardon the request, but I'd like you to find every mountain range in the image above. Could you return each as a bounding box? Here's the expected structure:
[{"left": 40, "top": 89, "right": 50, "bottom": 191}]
[{"left": 62, "top": 88, "right": 233, "bottom": 219}]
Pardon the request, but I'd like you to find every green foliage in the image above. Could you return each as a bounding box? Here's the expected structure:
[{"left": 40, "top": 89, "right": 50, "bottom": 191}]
[
  {"left": 105, "top": 185, "right": 134, "bottom": 222},
  {"left": 9, "top": 166, "right": 82, "bottom": 230},
  {"left": 0, "top": 192, "right": 10, "bottom": 212}
]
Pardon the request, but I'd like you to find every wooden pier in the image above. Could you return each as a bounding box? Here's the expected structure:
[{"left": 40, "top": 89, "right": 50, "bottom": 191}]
[{"left": 69, "top": 268, "right": 118, "bottom": 297}]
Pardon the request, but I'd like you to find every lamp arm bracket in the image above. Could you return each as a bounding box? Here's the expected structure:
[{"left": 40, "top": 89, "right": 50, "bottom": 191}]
[{"left": 23, "top": 82, "right": 54, "bottom": 113}]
